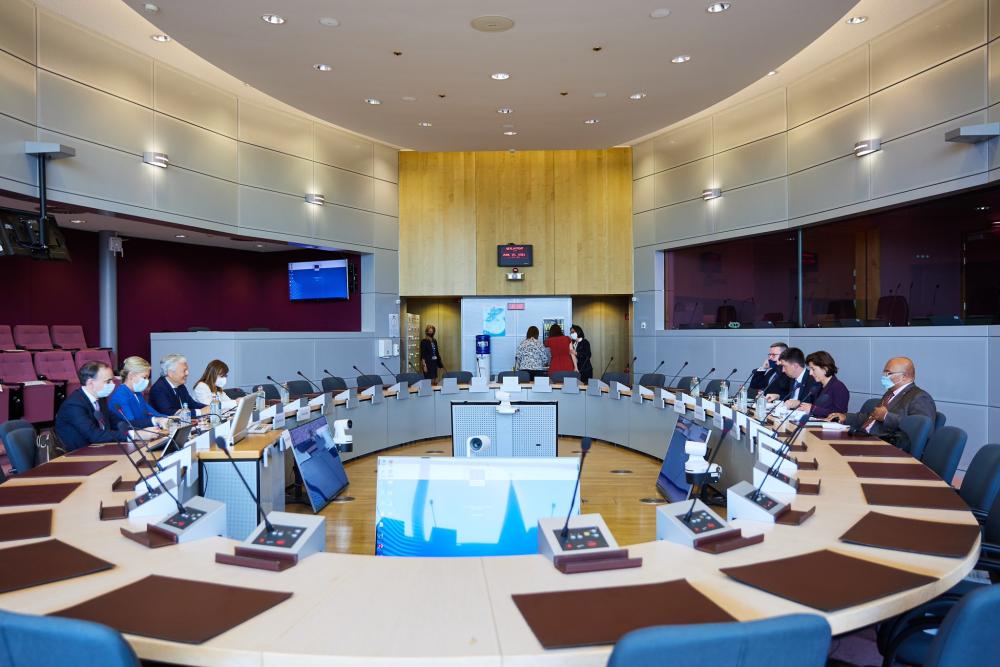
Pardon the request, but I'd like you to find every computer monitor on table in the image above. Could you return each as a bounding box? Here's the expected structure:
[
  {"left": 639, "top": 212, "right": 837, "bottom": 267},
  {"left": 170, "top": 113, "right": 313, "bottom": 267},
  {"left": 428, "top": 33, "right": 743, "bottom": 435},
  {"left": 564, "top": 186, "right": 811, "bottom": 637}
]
[
  {"left": 286, "top": 416, "right": 349, "bottom": 513},
  {"left": 228, "top": 393, "right": 257, "bottom": 445},
  {"left": 656, "top": 415, "right": 712, "bottom": 502}
]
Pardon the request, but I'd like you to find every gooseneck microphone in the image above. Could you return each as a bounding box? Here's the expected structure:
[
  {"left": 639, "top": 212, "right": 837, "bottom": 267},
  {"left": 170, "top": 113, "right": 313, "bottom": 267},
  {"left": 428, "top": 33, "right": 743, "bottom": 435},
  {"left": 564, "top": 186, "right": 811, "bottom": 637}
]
[
  {"left": 322, "top": 369, "right": 337, "bottom": 378},
  {"left": 296, "top": 371, "right": 322, "bottom": 392},
  {"left": 352, "top": 365, "right": 369, "bottom": 378},
  {"left": 689, "top": 367, "right": 715, "bottom": 392},
  {"left": 732, "top": 368, "right": 757, "bottom": 396},
  {"left": 601, "top": 356, "right": 615, "bottom": 378},
  {"left": 266, "top": 375, "right": 288, "bottom": 390},
  {"left": 214, "top": 436, "right": 274, "bottom": 533},
  {"left": 667, "top": 361, "right": 689, "bottom": 388},
  {"left": 380, "top": 362, "right": 397, "bottom": 379},
  {"left": 720, "top": 368, "right": 738, "bottom": 384},
  {"left": 650, "top": 360, "right": 665, "bottom": 376},
  {"left": 115, "top": 423, "right": 185, "bottom": 513},
  {"left": 116, "top": 407, "right": 167, "bottom": 474},
  {"left": 560, "top": 437, "right": 592, "bottom": 540},
  {"left": 752, "top": 408, "right": 815, "bottom": 501}
]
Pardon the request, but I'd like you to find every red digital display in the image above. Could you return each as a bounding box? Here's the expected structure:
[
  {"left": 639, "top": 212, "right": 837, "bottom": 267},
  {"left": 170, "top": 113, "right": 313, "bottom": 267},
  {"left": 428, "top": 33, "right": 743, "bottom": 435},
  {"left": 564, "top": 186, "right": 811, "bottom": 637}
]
[
  {"left": 497, "top": 244, "right": 533, "bottom": 267},
  {"left": 507, "top": 303, "right": 525, "bottom": 310}
]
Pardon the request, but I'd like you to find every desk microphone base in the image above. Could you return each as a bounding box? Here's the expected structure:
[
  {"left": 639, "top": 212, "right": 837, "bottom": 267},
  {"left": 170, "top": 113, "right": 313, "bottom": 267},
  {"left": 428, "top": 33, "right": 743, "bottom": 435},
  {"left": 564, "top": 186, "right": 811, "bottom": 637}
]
[
  {"left": 217, "top": 512, "right": 326, "bottom": 568},
  {"left": 727, "top": 481, "right": 789, "bottom": 523}
]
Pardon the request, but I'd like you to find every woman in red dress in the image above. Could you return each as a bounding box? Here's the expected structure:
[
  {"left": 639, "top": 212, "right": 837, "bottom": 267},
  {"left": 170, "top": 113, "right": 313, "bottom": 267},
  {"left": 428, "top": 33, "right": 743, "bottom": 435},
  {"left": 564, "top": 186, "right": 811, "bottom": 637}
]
[{"left": 544, "top": 323, "right": 575, "bottom": 373}]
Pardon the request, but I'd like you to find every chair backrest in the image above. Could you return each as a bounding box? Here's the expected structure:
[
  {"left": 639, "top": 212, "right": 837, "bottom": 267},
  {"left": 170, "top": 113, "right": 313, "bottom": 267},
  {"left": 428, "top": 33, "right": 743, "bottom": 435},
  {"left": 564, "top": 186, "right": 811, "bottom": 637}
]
[
  {"left": 921, "top": 426, "right": 968, "bottom": 484},
  {"left": 715, "top": 304, "right": 738, "bottom": 325},
  {"left": 0, "top": 352, "right": 40, "bottom": 383},
  {"left": 49, "top": 324, "right": 88, "bottom": 350},
  {"left": 876, "top": 295, "right": 909, "bottom": 327},
  {"left": 0, "top": 419, "right": 33, "bottom": 443},
  {"left": 984, "top": 491, "right": 1000, "bottom": 545},
  {"left": 74, "top": 348, "right": 113, "bottom": 370},
  {"left": 607, "top": 613, "right": 831, "bottom": 667},
  {"left": 704, "top": 379, "right": 725, "bottom": 396},
  {"left": 32, "top": 350, "right": 77, "bottom": 382},
  {"left": 321, "top": 376, "right": 348, "bottom": 392},
  {"left": 442, "top": 370, "right": 473, "bottom": 384},
  {"left": 497, "top": 370, "right": 530, "bottom": 383},
  {"left": 924, "top": 584, "right": 1000, "bottom": 667},
  {"left": 859, "top": 397, "right": 881, "bottom": 415},
  {"left": 0, "top": 325, "right": 14, "bottom": 349},
  {"left": 0, "top": 609, "right": 140, "bottom": 667},
  {"left": 285, "top": 380, "right": 313, "bottom": 399},
  {"left": 958, "top": 444, "right": 1000, "bottom": 516},
  {"left": 898, "top": 414, "right": 933, "bottom": 458},
  {"left": 356, "top": 374, "right": 384, "bottom": 391},
  {"left": 935, "top": 411, "right": 947, "bottom": 431},
  {"left": 601, "top": 372, "right": 629, "bottom": 386},
  {"left": 5, "top": 427, "right": 37, "bottom": 475},
  {"left": 639, "top": 373, "right": 666, "bottom": 388},
  {"left": 675, "top": 376, "right": 694, "bottom": 391},
  {"left": 258, "top": 383, "right": 281, "bottom": 401},
  {"left": 223, "top": 388, "right": 246, "bottom": 399},
  {"left": 396, "top": 372, "right": 424, "bottom": 386},
  {"left": 549, "top": 370, "right": 580, "bottom": 383},
  {"left": 12, "top": 325, "right": 53, "bottom": 351}
]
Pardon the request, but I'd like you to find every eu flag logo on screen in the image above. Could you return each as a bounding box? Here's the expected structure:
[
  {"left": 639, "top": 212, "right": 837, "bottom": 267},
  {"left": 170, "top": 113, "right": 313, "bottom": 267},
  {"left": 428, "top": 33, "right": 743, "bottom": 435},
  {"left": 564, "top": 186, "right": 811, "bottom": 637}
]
[{"left": 289, "top": 259, "right": 349, "bottom": 301}]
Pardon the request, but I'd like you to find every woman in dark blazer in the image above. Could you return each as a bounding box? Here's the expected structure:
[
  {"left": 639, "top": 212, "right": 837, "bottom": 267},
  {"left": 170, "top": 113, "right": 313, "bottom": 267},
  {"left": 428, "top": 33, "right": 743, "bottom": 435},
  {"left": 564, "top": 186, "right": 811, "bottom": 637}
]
[
  {"left": 569, "top": 324, "right": 593, "bottom": 383},
  {"left": 803, "top": 350, "right": 850, "bottom": 418}
]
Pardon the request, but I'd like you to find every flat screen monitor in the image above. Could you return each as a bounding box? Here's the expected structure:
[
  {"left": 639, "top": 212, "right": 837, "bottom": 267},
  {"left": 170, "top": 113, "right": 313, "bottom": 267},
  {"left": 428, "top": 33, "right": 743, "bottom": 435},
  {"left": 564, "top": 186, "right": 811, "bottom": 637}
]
[
  {"left": 0, "top": 208, "right": 70, "bottom": 261},
  {"left": 286, "top": 416, "right": 349, "bottom": 513},
  {"left": 229, "top": 394, "right": 256, "bottom": 445},
  {"left": 375, "top": 456, "right": 579, "bottom": 557},
  {"left": 288, "top": 259, "right": 348, "bottom": 301},
  {"left": 656, "top": 415, "right": 711, "bottom": 502}
]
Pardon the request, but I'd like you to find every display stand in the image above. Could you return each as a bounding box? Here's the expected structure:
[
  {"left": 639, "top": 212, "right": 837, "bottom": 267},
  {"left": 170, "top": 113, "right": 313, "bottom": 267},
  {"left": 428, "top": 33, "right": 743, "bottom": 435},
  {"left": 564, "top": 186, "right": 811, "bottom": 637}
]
[
  {"left": 656, "top": 500, "right": 763, "bottom": 553},
  {"left": 216, "top": 511, "right": 325, "bottom": 571},
  {"left": 537, "top": 514, "right": 641, "bottom": 574}
]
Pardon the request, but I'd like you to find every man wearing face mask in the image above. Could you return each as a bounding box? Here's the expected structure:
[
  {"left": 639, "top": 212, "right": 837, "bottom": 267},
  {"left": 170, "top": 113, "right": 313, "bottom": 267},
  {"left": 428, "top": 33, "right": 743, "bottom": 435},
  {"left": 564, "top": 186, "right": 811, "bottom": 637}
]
[
  {"left": 827, "top": 356, "right": 936, "bottom": 447},
  {"left": 420, "top": 325, "right": 444, "bottom": 383},
  {"left": 56, "top": 361, "right": 142, "bottom": 451},
  {"left": 748, "top": 341, "right": 790, "bottom": 397}
]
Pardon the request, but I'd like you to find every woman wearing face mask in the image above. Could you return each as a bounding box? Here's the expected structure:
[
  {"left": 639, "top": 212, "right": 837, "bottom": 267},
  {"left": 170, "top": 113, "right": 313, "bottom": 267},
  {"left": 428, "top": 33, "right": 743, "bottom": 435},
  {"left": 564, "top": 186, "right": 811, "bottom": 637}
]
[
  {"left": 193, "top": 359, "right": 238, "bottom": 411},
  {"left": 568, "top": 324, "right": 593, "bottom": 383},
  {"left": 107, "top": 356, "right": 170, "bottom": 429},
  {"left": 420, "top": 324, "right": 444, "bottom": 383}
]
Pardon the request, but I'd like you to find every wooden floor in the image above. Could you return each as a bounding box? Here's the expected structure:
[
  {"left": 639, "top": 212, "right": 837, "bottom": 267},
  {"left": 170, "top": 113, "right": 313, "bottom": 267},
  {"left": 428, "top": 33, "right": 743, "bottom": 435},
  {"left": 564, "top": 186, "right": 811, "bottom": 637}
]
[{"left": 287, "top": 437, "right": 664, "bottom": 555}]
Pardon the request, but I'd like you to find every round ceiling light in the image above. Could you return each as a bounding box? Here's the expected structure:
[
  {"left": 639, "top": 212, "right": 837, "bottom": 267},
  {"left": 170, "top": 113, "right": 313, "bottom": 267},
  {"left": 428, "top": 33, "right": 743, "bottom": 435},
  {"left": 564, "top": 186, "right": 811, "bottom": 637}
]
[
  {"left": 364, "top": 98, "right": 382, "bottom": 105},
  {"left": 313, "top": 64, "right": 332, "bottom": 71},
  {"left": 846, "top": 16, "right": 867, "bottom": 24},
  {"left": 503, "top": 131, "right": 518, "bottom": 136},
  {"left": 491, "top": 72, "right": 510, "bottom": 80},
  {"left": 418, "top": 121, "right": 432, "bottom": 127},
  {"left": 175, "top": 234, "right": 187, "bottom": 239},
  {"left": 318, "top": 17, "right": 340, "bottom": 27},
  {"left": 584, "top": 118, "right": 600, "bottom": 124},
  {"left": 671, "top": 55, "right": 691, "bottom": 63},
  {"left": 649, "top": 8, "right": 671, "bottom": 19},
  {"left": 592, "top": 92, "right": 607, "bottom": 98},
  {"left": 767, "top": 70, "right": 778, "bottom": 76},
  {"left": 262, "top": 14, "right": 285, "bottom": 24},
  {"left": 707, "top": 2, "right": 731, "bottom": 13},
  {"left": 70, "top": 219, "right": 85, "bottom": 224},
  {"left": 629, "top": 92, "right": 647, "bottom": 100},
  {"left": 471, "top": 16, "right": 514, "bottom": 32},
  {"left": 497, "top": 107, "right": 513, "bottom": 114},
  {"left": 150, "top": 33, "right": 171, "bottom": 42}
]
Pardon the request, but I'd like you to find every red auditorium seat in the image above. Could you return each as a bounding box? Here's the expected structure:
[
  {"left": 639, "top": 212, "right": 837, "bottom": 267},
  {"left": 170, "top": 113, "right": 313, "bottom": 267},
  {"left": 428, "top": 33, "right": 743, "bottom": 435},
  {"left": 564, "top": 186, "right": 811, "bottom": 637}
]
[
  {"left": 33, "top": 351, "right": 80, "bottom": 397},
  {"left": 0, "top": 352, "right": 58, "bottom": 423},
  {"left": 12, "top": 325, "right": 54, "bottom": 351},
  {"left": 74, "top": 348, "right": 114, "bottom": 370},
  {"left": 49, "top": 325, "right": 89, "bottom": 351},
  {"left": 0, "top": 326, "right": 15, "bottom": 350}
]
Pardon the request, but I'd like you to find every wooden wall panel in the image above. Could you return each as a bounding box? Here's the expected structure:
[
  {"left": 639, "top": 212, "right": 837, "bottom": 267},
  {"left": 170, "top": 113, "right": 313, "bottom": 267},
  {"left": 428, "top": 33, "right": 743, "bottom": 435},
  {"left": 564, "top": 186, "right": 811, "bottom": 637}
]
[
  {"left": 402, "top": 298, "right": 462, "bottom": 374},
  {"left": 399, "top": 151, "right": 477, "bottom": 296},
  {"left": 571, "top": 297, "right": 631, "bottom": 380}
]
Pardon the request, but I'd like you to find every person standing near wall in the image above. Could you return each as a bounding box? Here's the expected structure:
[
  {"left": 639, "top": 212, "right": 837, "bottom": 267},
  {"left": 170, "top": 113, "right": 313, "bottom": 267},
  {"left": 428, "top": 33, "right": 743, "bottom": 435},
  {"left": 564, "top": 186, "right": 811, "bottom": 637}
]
[
  {"left": 420, "top": 324, "right": 443, "bottom": 382},
  {"left": 569, "top": 324, "right": 593, "bottom": 383},
  {"left": 515, "top": 326, "right": 548, "bottom": 379},
  {"left": 545, "top": 323, "right": 574, "bottom": 374}
]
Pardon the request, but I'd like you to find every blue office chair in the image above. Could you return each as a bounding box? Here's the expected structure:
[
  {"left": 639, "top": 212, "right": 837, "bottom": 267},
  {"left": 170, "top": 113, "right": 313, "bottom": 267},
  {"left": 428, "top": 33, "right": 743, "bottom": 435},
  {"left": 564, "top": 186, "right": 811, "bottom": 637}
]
[
  {"left": 675, "top": 376, "right": 695, "bottom": 391},
  {"left": 258, "top": 383, "right": 282, "bottom": 401},
  {"left": 5, "top": 426, "right": 37, "bottom": 475},
  {"left": 898, "top": 414, "right": 933, "bottom": 459},
  {"left": 321, "top": 375, "right": 348, "bottom": 392},
  {"left": 638, "top": 373, "right": 666, "bottom": 388},
  {"left": 549, "top": 370, "right": 580, "bottom": 383},
  {"left": 859, "top": 397, "right": 881, "bottom": 416},
  {"left": 921, "top": 426, "right": 967, "bottom": 484},
  {"left": 223, "top": 388, "right": 247, "bottom": 399},
  {"left": 285, "top": 380, "right": 314, "bottom": 399},
  {"left": 0, "top": 609, "right": 140, "bottom": 666},
  {"left": 607, "top": 614, "right": 830, "bottom": 667},
  {"left": 958, "top": 444, "right": 1000, "bottom": 523},
  {"left": 601, "top": 372, "right": 629, "bottom": 386},
  {"left": 355, "top": 374, "right": 384, "bottom": 392},
  {"left": 935, "top": 410, "right": 947, "bottom": 431},
  {"left": 396, "top": 372, "right": 424, "bottom": 386},
  {"left": 442, "top": 370, "right": 473, "bottom": 384},
  {"left": 497, "top": 370, "right": 530, "bottom": 383}
]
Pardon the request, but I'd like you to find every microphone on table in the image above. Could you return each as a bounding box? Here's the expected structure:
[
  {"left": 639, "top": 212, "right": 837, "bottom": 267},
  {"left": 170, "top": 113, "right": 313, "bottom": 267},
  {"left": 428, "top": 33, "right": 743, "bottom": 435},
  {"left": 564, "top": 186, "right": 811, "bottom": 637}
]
[
  {"left": 266, "top": 375, "right": 288, "bottom": 390},
  {"left": 720, "top": 368, "right": 738, "bottom": 384},
  {"left": 214, "top": 436, "right": 274, "bottom": 534},
  {"left": 626, "top": 356, "right": 636, "bottom": 373},
  {"left": 752, "top": 405, "right": 816, "bottom": 501},
  {"left": 758, "top": 380, "right": 803, "bottom": 423},
  {"left": 296, "top": 371, "right": 322, "bottom": 393},
  {"left": 650, "top": 360, "right": 665, "bottom": 376},
  {"left": 689, "top": 367, "right": 715, "bottom": 393},
  {"left": 116, "top": 407, "right": 168, "bottom": 473},
  {"left": 732, "top": 368, "right": 757, "bottom": 398},
  {"left": 380, "top": 362, "right": 397, "bottom": 380},
  {"left": 666, "top": 361, "right": 688, "bottom": 388},
  {"left": 322, "top": 369, "right": 337, "bottom": 378},
  {"left": 600, "top": 356, "right": 615, "bottom": 379},
  {"left": 116, "top": 423, "right": 185, "bottom": 513},
  {"left": 353, "top": 365, "right": 370, "bottom": 378},
  {"left": 561, "top": 437, "right": 592, "bottom": 541}
]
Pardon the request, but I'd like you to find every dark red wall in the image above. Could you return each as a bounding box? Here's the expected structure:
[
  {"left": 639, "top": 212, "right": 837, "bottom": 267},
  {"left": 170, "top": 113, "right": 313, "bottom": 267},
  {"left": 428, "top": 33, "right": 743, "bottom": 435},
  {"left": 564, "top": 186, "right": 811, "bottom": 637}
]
[{"left": 0, "top": 229, "right": 362, "bottom": 360}]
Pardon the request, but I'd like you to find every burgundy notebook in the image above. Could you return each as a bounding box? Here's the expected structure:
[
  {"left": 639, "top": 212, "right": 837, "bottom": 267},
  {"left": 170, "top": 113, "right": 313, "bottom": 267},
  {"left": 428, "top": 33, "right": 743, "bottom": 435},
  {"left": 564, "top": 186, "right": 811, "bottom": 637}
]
[
  {"left": 0, "top": 483, "right": 81, "bottom": 507},
  {"left": 512, "top": 579, "right": 734, "bottom": 649},
  {"left": 840, "top": 512, "right": 980, "bottom": 558},
  {"left": 848, "top": 461, "right": 940, "bottom": 481},
  {"left": 830, "top": 444, "right": 910, "bottom": 458},
  {"left": 0, "top": 539, "right": 113, "bottom": 593},
  {"left": 66, "top": 443, "right": 135, "bottom": 457},
  {"left": 16, "top": 460, "right": 115, "bottom": 479},
  {"left": 52, "top": 575, "right": 293, "bottom": 644},
  {"left": 0, "top": 509, "right": 52, "bottom": 542},
  {"left": 861, "top": 484, "right": 968, "bottom": 511}
]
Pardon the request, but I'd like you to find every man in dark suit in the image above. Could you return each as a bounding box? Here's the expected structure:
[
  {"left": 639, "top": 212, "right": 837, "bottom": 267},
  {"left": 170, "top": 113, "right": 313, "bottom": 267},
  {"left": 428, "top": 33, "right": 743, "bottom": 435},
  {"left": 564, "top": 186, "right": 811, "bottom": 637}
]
[
  {"left": 828, "top": 357, "right": 936, "bottom": 446},
  {"left": 148, "top": 353, "right": 208, "bottom": 416},
  {"left": 748, "top": 341, "right": 790, "bottom": 397},
  {"left": 767, "top": 347, "right": 821, "bottom": 407},
  {"left": 55, "top": 361, "right": 130, "bottom": 451},
  {"left": 419, "top": 325, "right": 444, "bottom": 383}
]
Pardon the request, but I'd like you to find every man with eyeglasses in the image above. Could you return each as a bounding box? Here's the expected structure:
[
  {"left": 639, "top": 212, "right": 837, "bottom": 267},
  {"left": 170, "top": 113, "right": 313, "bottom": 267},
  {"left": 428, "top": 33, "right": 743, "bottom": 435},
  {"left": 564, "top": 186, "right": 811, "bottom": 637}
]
[
  {"left": 748, "top": 341, "right": 790, "bottom": 397},
  {"left": 827, "top": 356, "right": 936, "bottom": 446}
]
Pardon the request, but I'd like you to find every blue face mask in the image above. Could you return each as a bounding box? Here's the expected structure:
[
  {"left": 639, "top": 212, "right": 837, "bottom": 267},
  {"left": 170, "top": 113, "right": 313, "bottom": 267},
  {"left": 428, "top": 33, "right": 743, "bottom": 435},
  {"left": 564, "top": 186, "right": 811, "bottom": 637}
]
[
  {"left": 133, "top": 377, "right": 149, "bottom": 393},
  {"left": 880, "top": 374, "right": 896, "bottom": 390},
  {"left": 96, "top": 381, "right": 115, "bottom": 398},
  {"left": 768, "top": 359, "right": 779, "bottom": 371}
]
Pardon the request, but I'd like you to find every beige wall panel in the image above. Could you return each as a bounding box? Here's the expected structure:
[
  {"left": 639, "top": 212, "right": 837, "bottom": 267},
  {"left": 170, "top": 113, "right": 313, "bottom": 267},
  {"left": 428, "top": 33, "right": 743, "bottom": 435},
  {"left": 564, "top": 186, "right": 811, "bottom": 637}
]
[
  {"left": 37, "top": 71, "right": 152, "bottom": 155},
  {"left": 571, "top": 296, "right": 630, "bottom": 382},
  {"left": 39, "top": 131, "right": 154, "bottom": 208},
  {"left": 788, "top": 155, "right": 869, "bottom": 219},
  {"left": 314, "top": 124, "right": 373, "bottom": 176},
  {"left": 238, "top": 143, "right": 312, "bottom": 196},
  {"left": 155, "top": 166, "right": 238, "bottom": 225},
  {"left": 989, "top": 103, "right": 1000, "bottom": 171},
  {"left": 993, "top": 0, "right": 1000, "bottom": 40},
  {"left": 654, "top": 198, "right": 712, "bottom": 243},
  {"left": 373, "top": 179, "right": 399, "bottom": 217},
  {"left": 713, "top": 89, "right": 786, "bottom": 153},
  {"left": 373, "top": 213, "right": 399, "bottom": 251},
  {"left": 38, "top": 12, "right": 152, "bottom": 106},
  {"left": 0, "top": 0, "right": 35, "bottom": 63},
  {"left": 476, "top": 150, "right": 555, "bottom": 295},
  {"left": 372, "top": 248, "right": 399, "bottom": 294},
  {"left": 714, "top": 179, "right": 788, "bottom": 233},
  {"left": 652, "top": 118, "right": 713, "bottom": 173},
  {"left": 873, "top": 111, "right": 989, "bottom": 198},
  {"left": 715, "top": 134, "right": 786, "bottom": 190},
  {"left": 238, "top": 186, "right": 312, "bottom": 238},
  {"left": 404, "top": 299, "right": 462, "bottom": 372},
  {"left": 652, "top": 156, "right": 713, "bottom": 208},
  {"left": 0, "top": 115, "right": 37, "bottom": 186},
  {"left": 990, "top": 41, "right": 1000, "bottom": 106},
  {"left": 870, "top": 0, "right": 987, "bottom": 92},
  {"left": 154, "top": 63, "right": 237, "bottom": 138},
  {"left": 633, "top": 175, "right": 653, "bottom": 214},
  {"left": 373, "top": 143, "right": 398, "bottom": 183},
  {"left": 788, "top": 98, "right": 869, "bottom": 173},
  {"left": 154, "top": 113, "right": 236, "bottom": 181},
  {"left": 314, "top": 162, "right": 373, "bottom": 211},
  {"left": 237, "top": 101, "right": 312, "bottom": 158},
  {"left": 633, "top": 210, "right": 654, "bottom": 248},
  {"left": 0, "top": 50, "right": 35, "bottom": 123},
  {"left": 398, "top": 151, "right": 477, "bottom": 296},
  {"left": 787, "top": 45, "right": 869, "bottom": 128},
  {"left": 316, "top": 203, "right": 374, "bottom": 247},
  {"left": 632, "top": 139, "right": 653, "bottom": 178},
  {"left": 871, "top": 48, "right": 987, "bottom": 141}
]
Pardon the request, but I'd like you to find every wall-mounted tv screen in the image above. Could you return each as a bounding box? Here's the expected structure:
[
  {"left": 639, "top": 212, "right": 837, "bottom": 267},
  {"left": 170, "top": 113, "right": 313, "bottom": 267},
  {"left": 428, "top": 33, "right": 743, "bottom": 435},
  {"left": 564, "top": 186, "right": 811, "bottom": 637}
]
[
  {"left": 497, "top": 244, "right": 533, "bottom": 267},
  {"left": 288, "top": 259, "right": 349, "bottom": 301}
]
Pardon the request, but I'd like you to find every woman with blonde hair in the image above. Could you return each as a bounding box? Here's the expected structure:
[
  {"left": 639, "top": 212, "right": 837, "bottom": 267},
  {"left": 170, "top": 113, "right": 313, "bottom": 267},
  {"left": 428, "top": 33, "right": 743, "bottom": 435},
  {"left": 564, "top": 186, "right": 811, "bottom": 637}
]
[
  {"left": 107, "top": 356, "right": 170, "bottom": 429},
  {"left": 193, "top": 359, "right": 237, "bottom": 411}
]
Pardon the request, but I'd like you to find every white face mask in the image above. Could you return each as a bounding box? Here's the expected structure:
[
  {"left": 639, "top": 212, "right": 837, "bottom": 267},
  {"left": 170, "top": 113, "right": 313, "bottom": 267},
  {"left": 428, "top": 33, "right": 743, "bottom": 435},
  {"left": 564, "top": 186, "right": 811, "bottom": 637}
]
[
  {"left": 216, "top": 376, "right": 228, "bottom": 389},
  {"left": 569, "top": 332, "right": 578, "bottom": 341}
]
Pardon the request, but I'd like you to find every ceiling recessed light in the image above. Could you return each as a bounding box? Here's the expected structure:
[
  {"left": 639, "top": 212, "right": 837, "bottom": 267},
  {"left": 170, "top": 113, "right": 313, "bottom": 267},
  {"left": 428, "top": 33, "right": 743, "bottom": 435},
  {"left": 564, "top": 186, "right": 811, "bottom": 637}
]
[
  {"left": 319, "top": 17, "right": 339, "bottom": 27},
  {"left": 497, "top": 107, "right": 513, "bottom": 114},
  {"left": 70, "top": 219, "right": 84, "bottom": 224},
  {"left": 846, "top": 16, "right": 867, "bottom": 25},
  {"left": 707, "top": 2, "right": 731, "bottom": 13},
  {"left": 767, "top": 70, "right": 778, "bottom": 76},
  {"left": 418, "top": 121, "right": 432, "bottom": 127},
  {"left": 629, "top": 92, "right": 647, "bottom": 100},
  {"left": 671, "top": 55, "right": 691, "bottom": 64},
  {"left": 491, "top": 72, "right": 510, "bottom": 80},
  {"left": 174, "top": 234, "right": 186, "bottom": 239},
  {"left": 593, "top": 92, "right": 607, "bottom": 98},
  {"left": 143, "top": 3, "right": 159, "bottom": 13},
  {"left": 470, "top": 16, "right": 515, "bottom": 32},
  {"left": 261, "top": 14, "right": 285, "bottom": 24},
  {"left": 364, "top": 98, "right": 382, "bottom": 105},
  {"left": 650, "top": 8, "right": 671, "bottom": 19},
  {"left": 313, "top": 64, "right": 332, "bottom": 72},
  {"left": 401, "top": 96, "right": 417, "bottom": 102},
  {"left": 503, "top": 131, "right": 518, "bottom": 136},
  {"left": 584, "top": 118, "right": 600, "bottom": 124},
  {"left": 150, "top": 33, "right": 170, "bottom": 42}
]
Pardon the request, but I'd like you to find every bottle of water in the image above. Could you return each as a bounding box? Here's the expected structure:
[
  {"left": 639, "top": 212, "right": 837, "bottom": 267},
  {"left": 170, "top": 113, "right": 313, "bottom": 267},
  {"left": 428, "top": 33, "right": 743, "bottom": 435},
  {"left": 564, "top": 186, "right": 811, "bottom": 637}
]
[
  {"left": 690, "top": 377, "right": 700, "bottom": 398},
  {"left": 255, "top": 387, "right": 265, "bottom": 414},
  {"left": 719, "top": 380, "right": 729, "bottom": 404},
  {"left": 278, "top": 383, "right": 289, "bottom": 404},
  {"left": 755, "top": 393, "right": 767, "bottom": 420},
  {"left": 181, "top": 402, "right": 192, "bottom": 425},
  {"left": 737, "top": 385, "right": 748, "bottom": 412},
  {"left": 210, "top": 396, "right": 222, "bottom": 421}
]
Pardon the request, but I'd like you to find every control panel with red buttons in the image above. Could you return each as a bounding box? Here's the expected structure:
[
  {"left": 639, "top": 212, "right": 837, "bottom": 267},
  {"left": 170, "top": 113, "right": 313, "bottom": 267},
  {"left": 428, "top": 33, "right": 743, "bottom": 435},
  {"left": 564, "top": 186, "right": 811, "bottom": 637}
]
[
  {"left": 252, "top": 524, "right": 305, "bottom": 549},
  {"left": 552, "top": 526, "right": 609, "bottom": 552}
]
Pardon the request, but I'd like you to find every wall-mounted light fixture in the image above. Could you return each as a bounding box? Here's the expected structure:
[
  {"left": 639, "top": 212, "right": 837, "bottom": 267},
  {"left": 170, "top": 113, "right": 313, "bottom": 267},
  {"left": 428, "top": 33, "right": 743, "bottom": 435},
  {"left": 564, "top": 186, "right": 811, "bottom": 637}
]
[
  {"left": 142, "top": 151, "right": 169, "bottom": 168},
  {"left": 702, "top": 188, "right": 721, "bottom": 201},
  {"left": 305, "top": 193, "right": 326, "bottom": 206},
  {"left": 944, "top": 122, "right": 1000, "bottom": 144},
  {"left": 853, "top": 138, "right": 881, "bottom": 157}
]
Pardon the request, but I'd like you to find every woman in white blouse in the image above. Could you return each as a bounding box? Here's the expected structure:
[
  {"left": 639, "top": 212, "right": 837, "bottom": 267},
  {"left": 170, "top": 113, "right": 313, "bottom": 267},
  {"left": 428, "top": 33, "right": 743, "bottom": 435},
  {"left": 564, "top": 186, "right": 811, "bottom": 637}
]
[
  {"left": 514, "top": 326, "right": 549, "bottom": 379},
  {"left": 193, "top": 359, "right": 237, "bottom": 412}
]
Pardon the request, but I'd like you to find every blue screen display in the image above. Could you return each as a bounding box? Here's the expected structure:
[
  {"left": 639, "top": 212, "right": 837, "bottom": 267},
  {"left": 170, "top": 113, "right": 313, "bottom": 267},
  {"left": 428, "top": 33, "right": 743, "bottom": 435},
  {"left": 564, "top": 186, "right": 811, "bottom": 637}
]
[
  {"left": 288, "top": 259, "right": 349, "bottom": 301},
  {"left": 286, "top": 416, "right": 349, "bottom": 512},
  {"left": 657, "top": 415, "right": 711, "bottom": 502},
  {"left": 375, "top": 457, "right": 579, "bottom": 557}
]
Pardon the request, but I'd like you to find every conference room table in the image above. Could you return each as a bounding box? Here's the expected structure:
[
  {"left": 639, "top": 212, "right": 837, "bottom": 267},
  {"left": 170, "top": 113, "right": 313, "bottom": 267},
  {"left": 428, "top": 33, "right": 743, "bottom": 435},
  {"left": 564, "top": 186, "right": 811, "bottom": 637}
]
[{"left": 0, "top": 379, "right": 980, "bottom": 666}]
